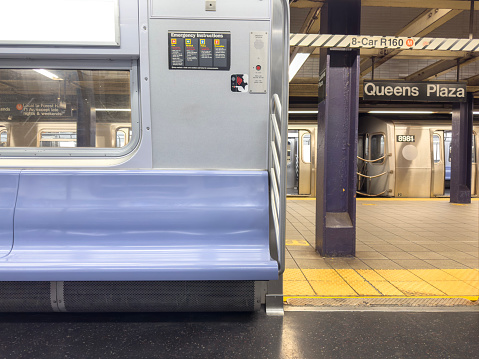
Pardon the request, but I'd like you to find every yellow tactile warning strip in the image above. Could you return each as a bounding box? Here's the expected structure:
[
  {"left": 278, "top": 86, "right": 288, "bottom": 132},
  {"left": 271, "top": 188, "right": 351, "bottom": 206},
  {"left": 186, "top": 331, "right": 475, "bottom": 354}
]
[
  {"left": 283, "top": 268, "right": 479, "bottom": 300},
  {"left": 286, "top": 239, "right": 310, "bottom": 246}
]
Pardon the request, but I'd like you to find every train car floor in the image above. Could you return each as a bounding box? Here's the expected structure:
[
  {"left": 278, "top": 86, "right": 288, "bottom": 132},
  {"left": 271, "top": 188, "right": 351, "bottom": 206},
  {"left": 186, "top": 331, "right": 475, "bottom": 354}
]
[
  {"left": 285, "top": 198, "right": 479, "bottom": 305},
  {"left": 0, "top": 311, "right": 477, "bottom": 358}
]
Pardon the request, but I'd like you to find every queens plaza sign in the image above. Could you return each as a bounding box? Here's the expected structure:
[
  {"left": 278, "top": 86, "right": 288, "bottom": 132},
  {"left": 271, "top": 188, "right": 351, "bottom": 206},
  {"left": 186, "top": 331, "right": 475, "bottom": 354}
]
[{"left": 363, "top": 81, "right": 467, "bottom": 102}]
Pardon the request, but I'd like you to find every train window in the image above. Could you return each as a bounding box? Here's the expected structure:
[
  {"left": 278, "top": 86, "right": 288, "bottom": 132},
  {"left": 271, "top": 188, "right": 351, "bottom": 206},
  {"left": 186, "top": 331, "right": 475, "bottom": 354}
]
[
  {"left": 370, "top": 134, "right": 385, "bottom": 164},
  {"left": 39, "top": 131, "right": 77, "bottom": 148},
  {"left": 357, "top": 135, "right": 365, "bottom": 159},
  {"left": 0, "top": 129, "right": 7, "bottom": 147},
  {"left": 364, "top": 135, "right": 370, "bottom": 160},
  {"left": 433, "top": 134, "right": 441, "bottom": 163},
  {"left": 446, "top": 134, "right": 476, "bottom": 163},
  {"left": 301, "top": 133, "right": 311, "bottom": 163},
  {"left": 115, "top": 127, "right": 131, "bottom": 148},
  {"left": 0, "top": 68, "right": 133, "bottom": 153},
  {"left": 472, "top": 134, "right": 476, "bottom": 163}
]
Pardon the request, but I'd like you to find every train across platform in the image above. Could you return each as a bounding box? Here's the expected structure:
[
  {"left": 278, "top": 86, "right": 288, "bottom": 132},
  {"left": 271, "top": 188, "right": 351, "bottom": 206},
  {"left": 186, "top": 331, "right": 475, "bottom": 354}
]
[{"left": 284, "top": 198, "right": 479, "bottom": 306}]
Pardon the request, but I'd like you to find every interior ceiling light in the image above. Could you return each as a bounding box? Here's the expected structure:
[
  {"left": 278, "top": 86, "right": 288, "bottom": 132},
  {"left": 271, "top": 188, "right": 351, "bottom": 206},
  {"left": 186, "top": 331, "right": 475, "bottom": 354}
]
[
  {"left": 368, "top": 111, "right": 434, "bottom": 114},
  {"left": 289, "top": 52, "right": 311, "bottom": 82},
  {"left": 95, "top": 109, "right": 132, "bottom": 112},
  {"left": 33, "top": 69, "right": 62, "bottom": 80}
]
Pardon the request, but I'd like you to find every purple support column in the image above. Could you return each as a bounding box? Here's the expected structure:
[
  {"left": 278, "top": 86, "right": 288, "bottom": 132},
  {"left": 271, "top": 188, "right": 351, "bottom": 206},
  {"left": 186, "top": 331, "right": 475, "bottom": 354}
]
[
  {"left": 315, "top": 0, "right": 360, "bottom": 256},
  {"left": 450, "top": 92, "right": 474, "bottom": 204}
]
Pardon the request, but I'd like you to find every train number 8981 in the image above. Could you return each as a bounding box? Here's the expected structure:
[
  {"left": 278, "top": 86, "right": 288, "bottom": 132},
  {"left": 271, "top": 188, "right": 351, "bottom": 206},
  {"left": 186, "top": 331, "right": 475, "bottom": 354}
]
[{"left": 396, "top": 135, "right": 415, "bottom": 142}]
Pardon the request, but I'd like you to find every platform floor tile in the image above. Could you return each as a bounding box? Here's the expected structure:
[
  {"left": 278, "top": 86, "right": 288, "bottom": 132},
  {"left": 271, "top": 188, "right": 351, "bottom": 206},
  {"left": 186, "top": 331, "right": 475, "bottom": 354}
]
[
  {"left": 309, "top": 280, "right": 357, "bottom": 296},
  {"left": 346, "top": 280, "right": 382, "bottom": 296},
  {"left": 442, "top": 269, "right": 479, "bottom": 281},
  {"left": 283, "top": 268, "right": 306, "bottom": 281},
  {"left": 375, "top": 269, "right": 422, "bottom": 282},
  {"left": 285, "top": 198, "right": 478, "bottom": 301},
  {"left": 367, "top": 281, "right": 405, "bottom": 296},
  {"left": 302, "top": 269, "right": 343, "bottom": 282},
  {"left": 389, "top": 281, "right": 446, "bottom": 296},
  {"left": 427, "top": 281, "right": 479, "bottom": 296},
  {"left": 283, "top": 281, "right": 315, "bottom": 296}
]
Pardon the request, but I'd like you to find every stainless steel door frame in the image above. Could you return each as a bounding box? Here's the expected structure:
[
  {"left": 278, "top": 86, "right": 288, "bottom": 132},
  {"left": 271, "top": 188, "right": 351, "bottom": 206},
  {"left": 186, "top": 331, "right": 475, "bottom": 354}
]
[
  {"left": 431, "top": 130, "right": 445, "bottom": 197},
  {"left": 298, "top": 130, "right": 311, "bottom": 195}
]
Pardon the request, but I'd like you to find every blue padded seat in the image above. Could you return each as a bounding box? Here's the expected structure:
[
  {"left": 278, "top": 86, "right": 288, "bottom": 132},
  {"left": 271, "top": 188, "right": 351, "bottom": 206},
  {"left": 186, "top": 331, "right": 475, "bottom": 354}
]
[{"left": 0, "top": 170, "right": 278, "bottom": 281}]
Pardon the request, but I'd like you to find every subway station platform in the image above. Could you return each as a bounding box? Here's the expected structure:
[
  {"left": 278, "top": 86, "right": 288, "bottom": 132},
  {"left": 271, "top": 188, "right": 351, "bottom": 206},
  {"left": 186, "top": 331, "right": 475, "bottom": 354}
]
[{"left": 285, "top": 198, "right": 479, "bottom": 304}]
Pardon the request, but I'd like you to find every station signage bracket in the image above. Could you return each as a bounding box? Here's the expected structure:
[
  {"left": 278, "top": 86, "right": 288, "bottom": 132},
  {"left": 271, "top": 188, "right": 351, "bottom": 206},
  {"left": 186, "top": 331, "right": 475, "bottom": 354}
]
[{"left": 290, "top": 34, "right": 479, "bottom": 52}]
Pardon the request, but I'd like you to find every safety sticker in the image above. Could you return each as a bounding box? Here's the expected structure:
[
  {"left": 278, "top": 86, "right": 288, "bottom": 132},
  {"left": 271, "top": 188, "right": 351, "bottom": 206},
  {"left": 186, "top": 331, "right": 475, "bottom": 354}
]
[{"left": 231, "top": 74, "right": 248, "bottom": 93}]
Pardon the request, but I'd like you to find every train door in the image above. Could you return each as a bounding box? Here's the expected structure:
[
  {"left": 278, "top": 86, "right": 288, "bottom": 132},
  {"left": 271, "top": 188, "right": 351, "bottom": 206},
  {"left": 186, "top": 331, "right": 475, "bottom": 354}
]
[
  {"left": 298, "top": 130, "right": 312, "bottom": 195},
  {"left": 432, "top": 131, "right": 445, "bottom": 196},
  {"left": 471, "top": 132, "right": 477, "bottom": 195},
  {"left": 287, "top": 131, "right": 299, "bottom": 195}
]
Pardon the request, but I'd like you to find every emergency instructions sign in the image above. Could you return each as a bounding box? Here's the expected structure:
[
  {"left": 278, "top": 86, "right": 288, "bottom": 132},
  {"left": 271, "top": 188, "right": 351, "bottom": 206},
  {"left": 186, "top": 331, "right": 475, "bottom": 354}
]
[{"left": 168, "top": 31, "right": 231, "bottom": 70}]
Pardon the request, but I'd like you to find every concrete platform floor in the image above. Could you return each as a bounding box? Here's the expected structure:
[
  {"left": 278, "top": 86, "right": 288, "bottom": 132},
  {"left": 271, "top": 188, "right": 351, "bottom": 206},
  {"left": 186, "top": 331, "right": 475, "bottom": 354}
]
[
  {"left": 0, "top": 311, "right": 478, "bottom": 359},
  {"left": 285, "top": 198, "right": 479, "bottom": 299}
]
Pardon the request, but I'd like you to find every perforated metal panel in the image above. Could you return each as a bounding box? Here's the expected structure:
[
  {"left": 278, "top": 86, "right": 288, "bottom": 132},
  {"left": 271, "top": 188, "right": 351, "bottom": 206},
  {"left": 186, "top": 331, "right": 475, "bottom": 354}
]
[
  {"left": 0, "top": 281, "right": 260, "bottom": 312},
  {"left": 61, "top": 281, "right": 258, "bottom": 312},
  {"left": 0, "top": 282, "right": 52, "bottom": 312}
]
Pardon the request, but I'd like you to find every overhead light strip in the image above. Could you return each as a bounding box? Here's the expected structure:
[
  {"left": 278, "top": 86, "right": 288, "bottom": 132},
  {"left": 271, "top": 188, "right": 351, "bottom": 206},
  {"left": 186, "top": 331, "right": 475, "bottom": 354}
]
[
  {"left": 289, "top": 52, "right": 311, "bottom": 82},
  {"left": 33, "top": 69, "right": 62, "bottom": 80},
  {"left": 368, "top": 111, "right": 434, "bottom": 114},
  {"left": 96, "top": 109, "right": 131, "bottom": 112}
]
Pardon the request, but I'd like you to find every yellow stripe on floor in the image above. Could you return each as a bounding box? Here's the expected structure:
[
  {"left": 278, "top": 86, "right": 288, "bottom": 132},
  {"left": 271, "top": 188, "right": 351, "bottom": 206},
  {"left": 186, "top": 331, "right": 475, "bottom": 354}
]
[
  {"left": 282, "top": 268, "right": 479, "bottom": 298},
  {"left": 286, "top": 239, "right": 310, "bottom": 246}
]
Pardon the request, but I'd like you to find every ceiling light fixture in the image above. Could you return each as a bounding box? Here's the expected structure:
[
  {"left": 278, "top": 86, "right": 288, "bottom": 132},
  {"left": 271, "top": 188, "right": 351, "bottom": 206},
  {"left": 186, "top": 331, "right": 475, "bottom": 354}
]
[
  {"left": 95, "top": 109, "right": 132, "bottom": 112},
  {"left": 368, "top": 111, "right": 434, "bottom": 114},
  {"left": 289, "top": 110, "right": 318, "bottom": 114},
  {"left": 289, "top": 52, "right": 311, "bottom": 82},
  {"left": 33, "top": 69, "right": 62, "bottom": 80}
]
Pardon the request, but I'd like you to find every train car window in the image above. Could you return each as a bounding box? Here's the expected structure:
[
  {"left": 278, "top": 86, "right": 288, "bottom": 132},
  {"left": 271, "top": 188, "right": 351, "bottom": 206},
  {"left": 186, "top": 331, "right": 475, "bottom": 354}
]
[
  {"left": 0, "top": 68, "right": 132, "bottom": 151},
  {"left": 446, "top": 134, "right": 476, "bottom": 163},
  {"left": 39, "top": 131, "right": 76, "bottom": 148},
  {"left": 0, "top": 129, "right": 7, "bottom": 147},
  {"left": 287, "top": 140, "right": 291, "bottom": 162},
  {"left": 472, "top": 133, "right": 476, "bottom": 163},
  {"left": 301, "top": 133, "right": 311, "bottom": 163},
  {"left": 357, "top": 135, "right": 365, "bottom": 159},
  {"left": 433, "top": 134, "right": 441, "bottom": 163},
  {"left": 364, "top": 135, "right": 370, "bottom": 160},
  {"left": 115, "top": 127, "right": 131, "bottom": 148},
  {"left": 370, "top": 134, "right": 385, "bottom": 164}
]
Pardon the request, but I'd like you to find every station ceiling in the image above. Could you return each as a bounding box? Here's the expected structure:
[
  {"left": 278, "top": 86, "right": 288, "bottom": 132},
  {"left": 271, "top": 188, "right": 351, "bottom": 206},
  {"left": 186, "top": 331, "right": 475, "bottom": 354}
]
[{"left": 289, "top": 0, "right": 479, "bottom": 109}]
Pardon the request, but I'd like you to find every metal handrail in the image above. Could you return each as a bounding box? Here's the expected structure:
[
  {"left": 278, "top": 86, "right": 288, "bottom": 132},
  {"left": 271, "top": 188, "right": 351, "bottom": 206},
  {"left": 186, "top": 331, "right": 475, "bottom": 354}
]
[
  {"left": 356, "top": 171, "right": 388, "bottom": 179},
  {"left": 270, "top": 93, "right": 285, "bottom": 275},
  {"left": 357, "top": 155, "right": 386, "bottom": 163}
]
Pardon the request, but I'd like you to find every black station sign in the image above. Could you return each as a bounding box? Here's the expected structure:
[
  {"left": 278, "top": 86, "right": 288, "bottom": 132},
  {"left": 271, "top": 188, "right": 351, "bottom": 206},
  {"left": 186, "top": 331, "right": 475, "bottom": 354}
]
[{"left": 363, "top": 81, "right": 467, "bottom": 102}]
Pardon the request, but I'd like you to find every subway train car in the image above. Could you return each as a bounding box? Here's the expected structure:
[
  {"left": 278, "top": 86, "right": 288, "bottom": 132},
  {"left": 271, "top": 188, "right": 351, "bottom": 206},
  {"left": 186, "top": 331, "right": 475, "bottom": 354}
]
[
  {"left": 358, "top": 116, "right": 479, "bottom": 198},
  {"left": 287, "top": 116, "right": 478, "bottom": 198},
  {"left": 0, "top": 0, "right": 290, "bottom": 313}
]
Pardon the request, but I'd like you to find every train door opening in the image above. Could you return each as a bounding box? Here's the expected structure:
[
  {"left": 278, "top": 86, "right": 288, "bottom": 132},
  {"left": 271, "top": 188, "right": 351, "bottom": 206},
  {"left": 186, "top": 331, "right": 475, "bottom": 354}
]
[
  {"left": 432, "top": 130, "right": 477, "bottom": 197},
  {"left": 287, "top": 130, "right": 312, "bottom": 196},
  {"left": 432, "top": 131, "right": 446, "bottom": 197},
  {"left": 287, "top": 132, "right": 298, "bottom": 195},
  {"left": 472, "top": 132, "right": 477, "bottom": 196}
]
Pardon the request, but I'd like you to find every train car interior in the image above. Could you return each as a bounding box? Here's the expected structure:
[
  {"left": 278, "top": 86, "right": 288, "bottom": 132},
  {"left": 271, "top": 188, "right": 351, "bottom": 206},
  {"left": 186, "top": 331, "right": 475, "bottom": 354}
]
[{"left": 0, "top": 0, "right": 290, "bottom": 314}]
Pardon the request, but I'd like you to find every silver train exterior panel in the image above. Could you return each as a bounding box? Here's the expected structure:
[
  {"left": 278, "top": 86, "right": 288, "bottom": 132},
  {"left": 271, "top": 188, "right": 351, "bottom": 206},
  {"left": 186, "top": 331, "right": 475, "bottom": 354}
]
[{"left": 288, "top": 117, "right": 479, "bottom": 198}]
